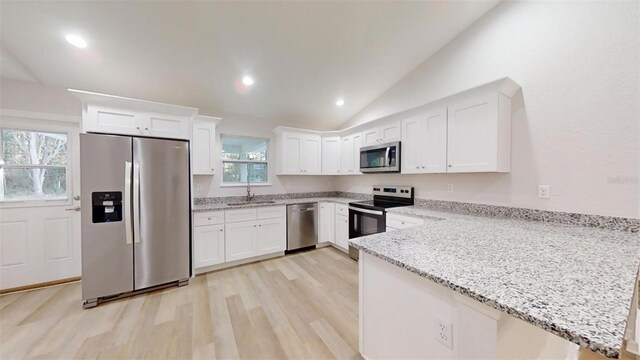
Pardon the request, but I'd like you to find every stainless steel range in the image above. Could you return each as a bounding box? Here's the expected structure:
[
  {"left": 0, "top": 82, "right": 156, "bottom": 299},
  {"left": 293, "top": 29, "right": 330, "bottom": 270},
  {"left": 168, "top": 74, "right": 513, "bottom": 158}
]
[{"left": 348, "top": 185, "right": 414, "bottom": 260}]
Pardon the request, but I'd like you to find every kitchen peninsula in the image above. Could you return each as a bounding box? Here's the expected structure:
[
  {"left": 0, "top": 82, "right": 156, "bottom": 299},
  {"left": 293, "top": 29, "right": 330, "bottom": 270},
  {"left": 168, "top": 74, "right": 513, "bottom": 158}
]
[{"left": 351, "top": 207, "right": 639, "bottom": 359}]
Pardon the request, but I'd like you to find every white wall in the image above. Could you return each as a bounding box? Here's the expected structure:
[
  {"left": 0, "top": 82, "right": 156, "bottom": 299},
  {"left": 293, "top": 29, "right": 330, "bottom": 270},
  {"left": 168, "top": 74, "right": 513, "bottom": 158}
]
[
  {"left": 193, "top": 111, "right": 336, "bottom": 198},
  {"left": 337, "top": 1, "right": 640, "bottom": 218},
  {"left": 0, "top": 78, "right": 81, "bottom": 117}
]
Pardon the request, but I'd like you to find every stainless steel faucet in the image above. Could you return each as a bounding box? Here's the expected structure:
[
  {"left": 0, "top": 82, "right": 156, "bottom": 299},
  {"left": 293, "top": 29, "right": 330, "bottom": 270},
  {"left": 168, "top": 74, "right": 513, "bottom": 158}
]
[{"left": 246, "top": 167, "right": 254, "bottom": 202}]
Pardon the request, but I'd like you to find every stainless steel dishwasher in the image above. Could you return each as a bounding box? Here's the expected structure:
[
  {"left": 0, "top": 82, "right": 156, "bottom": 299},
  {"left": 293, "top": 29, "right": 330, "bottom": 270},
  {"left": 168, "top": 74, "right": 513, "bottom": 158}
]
[{"left": 286, "top": 203, "right": 318, "bottom": 252}]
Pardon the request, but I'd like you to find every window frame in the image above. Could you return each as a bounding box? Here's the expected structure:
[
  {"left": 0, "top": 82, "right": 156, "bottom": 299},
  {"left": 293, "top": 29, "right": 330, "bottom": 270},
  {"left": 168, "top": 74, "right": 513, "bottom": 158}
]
[
  {"left": 219, "top": 134, "right": 271, "bottom": 187},
  {"left": 0, "top": 126, "right": 73, "bottom": 207}
]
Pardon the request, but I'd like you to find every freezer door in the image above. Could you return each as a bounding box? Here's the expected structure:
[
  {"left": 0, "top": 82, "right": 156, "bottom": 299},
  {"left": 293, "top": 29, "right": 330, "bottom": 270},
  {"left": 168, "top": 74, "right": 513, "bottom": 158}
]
[
  {"left": 80, "top": 133, "right": 134, "bottom": 300},
  {"left": 133, "top": 137, "right": 190, "bottom": 290}
]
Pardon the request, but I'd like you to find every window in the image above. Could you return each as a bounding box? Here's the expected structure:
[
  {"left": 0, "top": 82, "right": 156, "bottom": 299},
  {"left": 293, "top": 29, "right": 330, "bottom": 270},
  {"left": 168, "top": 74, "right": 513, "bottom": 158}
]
[
  {"left": 0, "top": 129, "right": 69, "bottom": 202},
  {"left": 221, "top": 135, "right": 269, "bottom": 185}
]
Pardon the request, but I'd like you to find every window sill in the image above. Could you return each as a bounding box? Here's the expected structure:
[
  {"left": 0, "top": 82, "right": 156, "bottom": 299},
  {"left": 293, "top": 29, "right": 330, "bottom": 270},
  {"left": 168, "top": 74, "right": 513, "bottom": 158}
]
[{"left": 219, "top": 182, "right": 272, "bottom": 188}]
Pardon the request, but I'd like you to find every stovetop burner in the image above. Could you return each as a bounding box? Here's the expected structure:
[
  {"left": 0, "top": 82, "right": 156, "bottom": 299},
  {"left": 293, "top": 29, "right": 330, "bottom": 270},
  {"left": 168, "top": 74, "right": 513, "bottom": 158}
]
[{"left": 349, "top": 185, "right": 414, "bottom": 211}]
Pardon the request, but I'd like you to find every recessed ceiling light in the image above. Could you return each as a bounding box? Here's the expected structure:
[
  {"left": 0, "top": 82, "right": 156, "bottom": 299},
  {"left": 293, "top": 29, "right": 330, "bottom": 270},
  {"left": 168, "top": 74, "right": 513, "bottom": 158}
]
[
  {"left": 242, "top": 76, "right": 254, "bottom": 86},
  {"left": 65, "top": 34, "right": 87, "bottom": 48},
  {"left": 336, "top": 98, "right": 345, "bottom": 106}
]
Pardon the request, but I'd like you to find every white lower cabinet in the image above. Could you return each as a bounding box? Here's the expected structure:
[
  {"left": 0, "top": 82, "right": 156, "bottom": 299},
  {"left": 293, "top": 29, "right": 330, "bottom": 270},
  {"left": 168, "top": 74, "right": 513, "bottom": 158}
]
[
  {"left": 225, "top": 221, "right": 257, "bottom": 262},
  {"left": 193, "top": 224, "right": 225, "bottom": 268},
  {"left": 386, "top": 213, "right": 425, "bottom": 230},
  {"left": 194, "top": 206, "right": 286, "bottom": 271},
  {"left": 335, "top": 214, "right": 349, "bottom": 250},
  {"left": 319, "top": 202, "right": 335, "bottom": 243},
  {"left": 256, "top": 218, "right": 287, "bottom": 255}
]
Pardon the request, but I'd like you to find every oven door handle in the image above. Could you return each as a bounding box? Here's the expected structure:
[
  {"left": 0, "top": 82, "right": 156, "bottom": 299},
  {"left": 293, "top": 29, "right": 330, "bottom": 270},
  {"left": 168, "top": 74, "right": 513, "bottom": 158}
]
[{"left": 349, "top": 206, "right": 384, "bottom": 216}]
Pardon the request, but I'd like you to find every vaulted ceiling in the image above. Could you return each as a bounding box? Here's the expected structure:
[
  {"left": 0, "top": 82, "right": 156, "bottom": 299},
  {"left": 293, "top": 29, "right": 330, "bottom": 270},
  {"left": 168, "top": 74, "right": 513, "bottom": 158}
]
[{"left": 1, "top": 1, "right": 499, "bottom": 129}]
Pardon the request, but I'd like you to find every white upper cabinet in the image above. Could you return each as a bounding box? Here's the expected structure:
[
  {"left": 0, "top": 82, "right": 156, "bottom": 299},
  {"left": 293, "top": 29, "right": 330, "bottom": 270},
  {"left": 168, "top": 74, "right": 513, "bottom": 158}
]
[
  {"left": 340, "top": 131, "right": 363, "bottom": 175},
  {"left": 192, "top": 115, "right": 220, "bottom": 175},
  {"left": 401, "top": 107, "right": 447, "bottom": 174},
  {"left": 70, "top": 89, "right": 197, "bottom": 140},
  {"left": 447, "top": 88, "right": 512, "bottom": 173},
  {"left": 301, "top": 135, "right": 322, "bottom": 174},
  {"left": 322, "top": 136, "right": 341, "bottom": 175},
  {"left": 362, "top": 120, "right": 401, "bottom": 146},
  {"left": 146, "top": 112, "right": 191, "bottom": 139},
  {"left": 85, "top": 105, "right": 145, "bottom": 135},
  {"left": 275, "top": 128, "right": 322, "bottom": 175},
  {"left": 271, "top": 78, "right": 519, "bottom": 175}
]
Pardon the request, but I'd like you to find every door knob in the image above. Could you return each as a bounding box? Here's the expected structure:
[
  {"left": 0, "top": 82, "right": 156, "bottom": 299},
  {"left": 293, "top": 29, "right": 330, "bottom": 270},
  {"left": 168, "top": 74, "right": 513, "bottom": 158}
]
[
  {"left": 65, "top": 206, "right": 81, "bottom": 211},
  {"left": 73, "top": 195, "right": 81, "bottom": 201}
]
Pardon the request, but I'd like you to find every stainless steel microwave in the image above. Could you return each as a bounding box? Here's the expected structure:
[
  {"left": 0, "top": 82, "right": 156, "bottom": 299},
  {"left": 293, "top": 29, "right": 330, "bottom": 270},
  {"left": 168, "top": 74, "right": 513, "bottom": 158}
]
[{"left": 359, "top": 141, "right": 401, "bottom": 173}]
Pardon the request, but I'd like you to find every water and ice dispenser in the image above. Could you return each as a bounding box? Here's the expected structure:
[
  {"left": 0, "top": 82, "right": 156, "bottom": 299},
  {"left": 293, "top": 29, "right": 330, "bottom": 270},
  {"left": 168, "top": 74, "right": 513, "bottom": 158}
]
[{"left": 92, "top": 192, "right": 123, "bottom": 223}]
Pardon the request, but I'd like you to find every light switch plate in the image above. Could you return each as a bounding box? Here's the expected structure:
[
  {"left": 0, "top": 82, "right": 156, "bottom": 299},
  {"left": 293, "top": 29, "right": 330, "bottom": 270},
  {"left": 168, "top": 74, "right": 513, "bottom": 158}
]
[
  {"left": 447, "top": 184, "right": 454, "bottom": 193},
  {"left": 537, "top": 185, "right": 550, "bottom": 199}
]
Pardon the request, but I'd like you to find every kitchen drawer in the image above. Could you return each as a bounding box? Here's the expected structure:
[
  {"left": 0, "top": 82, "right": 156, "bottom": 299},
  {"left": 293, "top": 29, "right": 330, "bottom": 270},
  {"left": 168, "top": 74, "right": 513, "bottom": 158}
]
[
  {"left": 386, "top": 213, "right": 424, "bottom": 229},
  {"left": 193, "top": 211, "right": 225, "bottom": 226},
  {"left": 225, "top": 208, "right": 257, "bottom": 223},
  {"left": 257, "top": 206, "right": 286, "bottom": 220},
  {"left": 335, "top": 204, "right": 348, "bottom": 215}
]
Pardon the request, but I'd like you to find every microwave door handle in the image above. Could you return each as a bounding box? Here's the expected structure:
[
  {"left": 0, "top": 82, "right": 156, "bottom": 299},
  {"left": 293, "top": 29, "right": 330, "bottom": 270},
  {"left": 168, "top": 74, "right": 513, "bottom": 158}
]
[{"left": 385, "top": 147, "right": 391, "bottom": 166}]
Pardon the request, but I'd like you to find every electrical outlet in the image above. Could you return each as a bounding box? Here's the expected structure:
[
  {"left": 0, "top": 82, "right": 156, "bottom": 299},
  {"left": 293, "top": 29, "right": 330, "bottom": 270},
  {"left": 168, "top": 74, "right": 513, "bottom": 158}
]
[
  {"left": 537, "top": 185, "right": 550, "bottom": 199},
  {"left": 434, "top": 318, "right": 453, "bottom": 349},
  {"left": 196, "top": 184, "right": 203, "bottom": 193},
  {"left": 447, "top": 184, "right": 454, "bottom": 193}
]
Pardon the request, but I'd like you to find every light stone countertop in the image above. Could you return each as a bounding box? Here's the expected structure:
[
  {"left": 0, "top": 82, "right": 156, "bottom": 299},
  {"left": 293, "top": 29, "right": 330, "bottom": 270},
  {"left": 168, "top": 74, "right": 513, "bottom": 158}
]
[
  {"left": 351, "top": 205, "right": 640, "bottom": 358},
  {"left": 192, "top": 197, "right": 356, "bottom": 212}
]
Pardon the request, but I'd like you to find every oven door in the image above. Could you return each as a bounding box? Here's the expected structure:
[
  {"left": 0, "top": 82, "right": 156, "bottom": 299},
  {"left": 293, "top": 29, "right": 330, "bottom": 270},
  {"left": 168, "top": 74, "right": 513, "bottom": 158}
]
[
  {"left": 348, "top": 206, "right": 385, "bottom": 260},
  {"left": 359, "top": 141, "right": 400, "bottom": 173}
]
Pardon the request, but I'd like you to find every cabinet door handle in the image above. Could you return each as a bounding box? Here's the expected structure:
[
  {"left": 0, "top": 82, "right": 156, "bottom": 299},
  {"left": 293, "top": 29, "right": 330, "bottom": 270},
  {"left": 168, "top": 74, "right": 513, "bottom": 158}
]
[
  {"left": 220, "top": 229, "right": 223, "bottom": 232},
  {"left": 448, "top": 165, "right": 452, "bottom": 167},
  {"left": 144, "top": 127, "right": 149, "bottom": 131}
]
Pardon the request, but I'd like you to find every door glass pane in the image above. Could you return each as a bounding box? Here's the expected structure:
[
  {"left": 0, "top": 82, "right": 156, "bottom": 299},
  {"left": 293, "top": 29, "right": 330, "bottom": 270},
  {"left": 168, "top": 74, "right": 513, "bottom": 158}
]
[
  {"left": 222, "top": 162, "right": 268, "bottom": 183},
  {"left": 1, "top": 129, "right": 68, "bottom": 165},
  {"left": 2, "top": 167, "right": 67, "bottom": 200}
]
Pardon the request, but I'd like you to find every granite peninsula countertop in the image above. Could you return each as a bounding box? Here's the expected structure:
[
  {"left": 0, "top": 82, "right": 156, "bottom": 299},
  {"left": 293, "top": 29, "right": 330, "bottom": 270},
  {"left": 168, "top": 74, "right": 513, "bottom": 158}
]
[
  {"left": 192, "top": 197, "right": 356, "bottom": 212},
  {"left": 351, "top": 206, "right": 640, "bottom": 358}
]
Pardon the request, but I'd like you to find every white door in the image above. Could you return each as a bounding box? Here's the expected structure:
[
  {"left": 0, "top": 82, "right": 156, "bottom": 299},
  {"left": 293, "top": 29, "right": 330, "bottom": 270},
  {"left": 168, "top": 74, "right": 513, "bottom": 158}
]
[
  {"left": 281, "top": 134, "right": 302, "bottom": 174},
  {"left": 225, "top": 221, "right": 256, "bottom": 262},
  {"left": 447, "top": 94, "right": 498, "bottom": 172},
  {"left": 85, "top": 105, "right": 144, "bottom": 136},
  {"left": 422, "top": 108, "right": 448, "bottom": 173},
  {"left": 340, "top": 136, "right": 354, "bottom": 174},
  {"left": 379, "top": 120, "right": 401, "bottom": 143},
  {"left": 401, "top": 115, "right": 422, "bottom": 174},
  {"left": 0, "top": 115, "right": 82, "bottom": 291},
  {"left": 192, "top": 121, "right": 216, "bottom": 175},
  {"left": 255, "top": 218, "right": 286, "bottom": 255},
  {"left": 193, "top": 224, "right": 225, "bottom": 268},
  {"left": 362, "top": 127, "right": 380, "bottom": 146},
  {"left": 321, "top": 137, "right": 341, "bottom": 175},
  {"left": 319, "top": 202, "right": 335, "bottom": 244},
  {"left": 302, "top": 135, "right": 321, "bottom": 174},
  {"left": 335, "top": 215, "right": 349, "bottom": 250}
]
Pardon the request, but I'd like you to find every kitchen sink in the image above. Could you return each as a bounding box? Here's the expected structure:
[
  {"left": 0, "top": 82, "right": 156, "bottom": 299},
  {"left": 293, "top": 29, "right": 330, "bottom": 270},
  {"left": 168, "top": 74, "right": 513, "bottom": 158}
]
[{"left": 227, "top": 200, "right": 277, "bottom": 206}]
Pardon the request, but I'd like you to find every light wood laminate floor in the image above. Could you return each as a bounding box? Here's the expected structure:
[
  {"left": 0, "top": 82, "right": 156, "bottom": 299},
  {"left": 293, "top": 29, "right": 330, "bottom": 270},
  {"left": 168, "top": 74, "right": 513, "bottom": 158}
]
[
  {"left": 1, "top": 246, "right": 636, "bottom": 360},
  {"left": 1, "top": 247, "right": 361, "bottom": 359}
]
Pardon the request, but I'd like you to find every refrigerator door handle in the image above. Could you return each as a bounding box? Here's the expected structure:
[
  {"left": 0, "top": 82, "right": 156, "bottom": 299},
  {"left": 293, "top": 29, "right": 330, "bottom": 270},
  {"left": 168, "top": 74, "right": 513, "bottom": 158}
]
[
  {"left": 133, "top": 161, "right": 141, "bottom": 244},
  {"left": 124, "top": 161, "right": 133, "bottom": 245}
]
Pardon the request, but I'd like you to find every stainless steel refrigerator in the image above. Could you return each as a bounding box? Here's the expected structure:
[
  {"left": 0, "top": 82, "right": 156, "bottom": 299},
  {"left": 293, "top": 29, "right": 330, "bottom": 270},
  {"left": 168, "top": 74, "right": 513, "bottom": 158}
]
[{"left": 80, "top": 133, "right": 191, "bottom": 309}]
